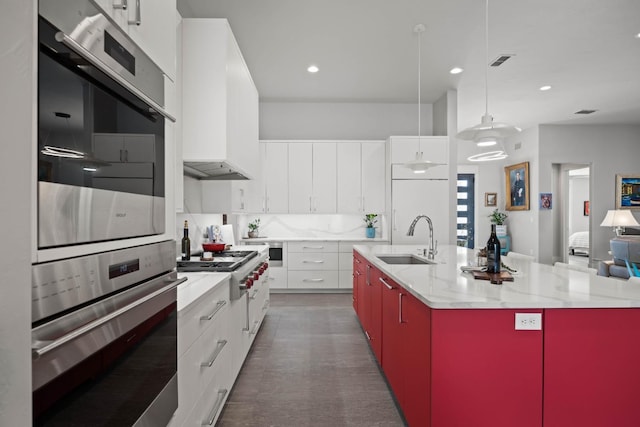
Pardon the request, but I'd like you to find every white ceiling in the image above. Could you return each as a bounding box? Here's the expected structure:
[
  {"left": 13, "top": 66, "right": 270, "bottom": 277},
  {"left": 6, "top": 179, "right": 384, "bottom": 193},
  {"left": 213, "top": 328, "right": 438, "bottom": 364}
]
[{"left": 178, "top": 0, "right": 640, "bottom": 134}]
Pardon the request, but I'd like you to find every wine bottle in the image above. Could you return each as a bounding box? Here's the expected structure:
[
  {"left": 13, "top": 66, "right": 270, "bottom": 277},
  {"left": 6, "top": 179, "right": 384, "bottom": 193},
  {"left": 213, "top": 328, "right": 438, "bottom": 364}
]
[
  {"left": 486, "top": 224, "right": 501, "bottom": 273},
  {"left": 181, "top": 220, "right": 191, "bottom": 261}
]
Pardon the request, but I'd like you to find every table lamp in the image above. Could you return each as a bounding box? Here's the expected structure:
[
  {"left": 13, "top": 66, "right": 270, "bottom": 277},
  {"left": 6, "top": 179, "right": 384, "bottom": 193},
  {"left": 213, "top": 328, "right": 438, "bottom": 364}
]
[{"left": 600, "top": 210, "right": 640, "bottom": 236}]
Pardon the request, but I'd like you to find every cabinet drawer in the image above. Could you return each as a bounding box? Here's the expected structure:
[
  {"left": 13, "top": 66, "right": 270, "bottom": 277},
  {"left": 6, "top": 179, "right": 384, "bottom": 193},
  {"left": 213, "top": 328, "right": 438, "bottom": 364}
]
[
  {"left": 178, "top": 279, "right": 230, "bottom": 357},
  {"left": 288, "top": 241, "right": 339, "bottom": 253},
  {"left": 287, "top": 270, "right": 340, "bottom": 289},
  {"left": 288, "top": 252, "right": 339, "bottom": 270},
  {"left": 267, "top": 266, "right": 288, "bottom": 289}
]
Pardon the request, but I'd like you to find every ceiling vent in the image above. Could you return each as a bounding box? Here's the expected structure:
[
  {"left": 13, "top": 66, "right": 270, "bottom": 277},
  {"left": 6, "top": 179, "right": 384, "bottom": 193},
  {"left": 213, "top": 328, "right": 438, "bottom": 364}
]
[
  {"left": 574, "top": 109, "right": 598, "bottom": 115},
  {"left": 489, "top": 54, "right": 514, "bottom": 67}
]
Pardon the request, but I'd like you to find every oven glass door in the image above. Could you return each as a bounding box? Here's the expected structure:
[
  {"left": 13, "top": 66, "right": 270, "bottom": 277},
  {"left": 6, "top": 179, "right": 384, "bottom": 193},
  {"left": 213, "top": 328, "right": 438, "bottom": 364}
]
[{"left": 37, "top": 17, "right": 165, "bottom": 248}]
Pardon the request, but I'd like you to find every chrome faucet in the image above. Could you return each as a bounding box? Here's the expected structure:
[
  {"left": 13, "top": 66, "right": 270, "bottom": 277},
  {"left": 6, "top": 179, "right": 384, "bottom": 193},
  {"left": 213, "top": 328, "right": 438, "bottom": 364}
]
[{"left": 407, "top": 215, "right": 437, "bottom": 259}]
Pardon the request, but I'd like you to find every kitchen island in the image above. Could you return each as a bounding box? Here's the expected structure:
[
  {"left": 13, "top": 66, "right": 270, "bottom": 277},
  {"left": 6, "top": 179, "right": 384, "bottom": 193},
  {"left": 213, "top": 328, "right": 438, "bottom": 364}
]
[{"left": 353, "top": 244, "right": 640, "bottom": 427}]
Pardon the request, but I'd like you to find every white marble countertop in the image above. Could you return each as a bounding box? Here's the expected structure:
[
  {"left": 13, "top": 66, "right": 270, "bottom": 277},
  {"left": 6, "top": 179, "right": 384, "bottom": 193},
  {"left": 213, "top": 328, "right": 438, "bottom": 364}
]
[
  {"left": 240, "top": 236, "right": 389, "bottom": 242},
  {"left": 176, "top": 272, "right": 229, "bottom": 312},
  {"left": 354, "top": 244, "right": 640, "bottom": 309}
]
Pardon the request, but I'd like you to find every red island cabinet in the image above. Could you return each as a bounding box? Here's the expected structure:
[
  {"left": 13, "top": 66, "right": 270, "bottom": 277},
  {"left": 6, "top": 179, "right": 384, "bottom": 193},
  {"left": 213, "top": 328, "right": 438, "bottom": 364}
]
[
  {"left": 354, "top": 253, "right": 382, "bottom": 365},
  {"left": 352, "top": 253, "right": 364, "bottom": 313},
  {"left": 543, "top": 308, "right": 640, "bottom": 427},
  {"left": 380, "top": 272, "right": 431, "bottom": 427},
  {"left": 430, "top": 308, "right": 543, "bottom": 427}
]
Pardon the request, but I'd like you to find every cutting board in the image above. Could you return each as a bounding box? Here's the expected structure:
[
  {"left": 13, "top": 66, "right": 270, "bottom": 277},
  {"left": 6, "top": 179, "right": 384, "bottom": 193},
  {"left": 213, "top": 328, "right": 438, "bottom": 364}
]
[{"left": 472, "top": 270, "right": 514, "bottom": 284}]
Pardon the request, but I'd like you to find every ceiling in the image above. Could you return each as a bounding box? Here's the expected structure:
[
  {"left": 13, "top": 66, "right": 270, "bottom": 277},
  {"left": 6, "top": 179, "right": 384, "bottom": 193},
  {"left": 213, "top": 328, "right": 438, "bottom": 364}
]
[{"left": 178, "top": 0, "right": 640, "bottom": 134}]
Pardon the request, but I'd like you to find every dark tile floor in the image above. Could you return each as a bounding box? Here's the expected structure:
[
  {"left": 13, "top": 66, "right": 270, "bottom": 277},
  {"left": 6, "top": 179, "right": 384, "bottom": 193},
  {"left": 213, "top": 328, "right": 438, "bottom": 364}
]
[{"left": 216, "top": 294, "right": 405, "bottom": 426}]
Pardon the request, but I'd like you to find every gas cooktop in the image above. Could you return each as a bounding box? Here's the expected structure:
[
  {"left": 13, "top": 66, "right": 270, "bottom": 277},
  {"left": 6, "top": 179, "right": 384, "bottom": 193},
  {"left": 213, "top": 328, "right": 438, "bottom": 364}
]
[{"left": 176, "top": 250, "right": 258, "bottom": 272}]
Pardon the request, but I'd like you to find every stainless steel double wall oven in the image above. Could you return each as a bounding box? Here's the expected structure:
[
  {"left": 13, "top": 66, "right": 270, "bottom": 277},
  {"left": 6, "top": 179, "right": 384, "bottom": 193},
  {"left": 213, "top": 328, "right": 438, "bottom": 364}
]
[{"left": 34, "top": 1, "right": 181, "bottom": 425}]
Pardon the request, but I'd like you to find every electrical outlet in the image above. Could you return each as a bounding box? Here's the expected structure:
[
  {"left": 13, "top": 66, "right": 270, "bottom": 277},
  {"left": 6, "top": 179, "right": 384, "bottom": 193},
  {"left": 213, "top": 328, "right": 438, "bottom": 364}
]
[{"left": 515, "top": 313, "right": 542, "bottom": 330}]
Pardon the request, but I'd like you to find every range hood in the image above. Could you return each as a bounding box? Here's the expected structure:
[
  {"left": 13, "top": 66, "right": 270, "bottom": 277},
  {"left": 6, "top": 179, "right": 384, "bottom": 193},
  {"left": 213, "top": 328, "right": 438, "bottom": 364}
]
[{"left": 183, "top": 161, "right": 250, "bottom": 180}]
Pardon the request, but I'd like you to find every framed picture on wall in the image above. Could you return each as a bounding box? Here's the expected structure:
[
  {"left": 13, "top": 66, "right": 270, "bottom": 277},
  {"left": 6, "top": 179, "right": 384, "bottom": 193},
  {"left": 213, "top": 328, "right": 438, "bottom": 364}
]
[
  {"left": 505, "top": 161, "right": 530, "bottom": 211},
  {"left": 540, "top": 193, "right": 552, "bottom": 210},
  {"left": 485, "top": 192, "right": 497, "bottom": 207},
  {"left": 616, "top": 174, "right": 640, "bottom": 209}
]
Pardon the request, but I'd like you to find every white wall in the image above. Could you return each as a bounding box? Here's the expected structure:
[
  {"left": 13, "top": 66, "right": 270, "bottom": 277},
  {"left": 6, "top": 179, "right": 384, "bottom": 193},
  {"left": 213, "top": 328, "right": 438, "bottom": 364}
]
[
  {"left": 260, "top": 101, "right": 433, "bottom": 140},
  {"left": 0, "top": 1, "right": 35, "bottom": 424},
  {"left": 502, "top": 126, "right": 540, "bottom": 259},
  {"left": 538, "top": 124, "right": 640, "bottom": 264}
]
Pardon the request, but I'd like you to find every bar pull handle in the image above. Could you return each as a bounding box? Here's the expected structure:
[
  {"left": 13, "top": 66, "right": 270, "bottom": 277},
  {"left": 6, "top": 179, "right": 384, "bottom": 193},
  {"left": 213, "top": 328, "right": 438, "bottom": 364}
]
[
  {"left": 379, "top": 277, "right": 394, "bottom": 290},
  {"left": 200, "top": 300, "right": 227, "bottom": 321},
  {"left": 303, "top": 245, "right": 324, "bottom": 249},
  {"left": 302, "top": 278, "right": 324, "bottom": 282},
  {"left": 128, "top": 0, "right": 141, "bottom": 25},
  {"left": 202, "top": 389, "right": 228, "bottom": 425},
  {"left": 201, "top": 340, "right": 227, "bottom": 368},
  {"left": 399, "top": 293, "right": 405, "bottom": 324},
  {"left": 303, "top": 260, "right": 324, "bottom": 264}
]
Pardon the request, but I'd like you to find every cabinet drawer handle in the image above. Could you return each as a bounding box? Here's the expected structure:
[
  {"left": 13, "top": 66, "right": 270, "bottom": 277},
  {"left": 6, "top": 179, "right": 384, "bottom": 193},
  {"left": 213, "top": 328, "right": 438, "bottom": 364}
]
[
  {"left": 379, "top": 277, "right": 394, "bottom": 290},
  {"left": 303, "top": 260, "right": 324, "bottom": 263},
  {"left": 200, "top": 300, "right": 227, "bottom": 321},
  {"left": 354, "top": 257, "right": 361, "bottom": 264},
  {"left": 262, "top": 299, "right": 270, "bottom": 310},
  {"left": 250, "top": 289, "right": 259, "bottom": 300},
  {"left": 202, "top": 389, "right": 228, "bottom": 426},
  {"left": 128, "top": 0, "right": 141, "bottom": 25},
  {"left": 303, "top": 278, "right": 324, "bottom": 282},
  {"left": 399, "top": 293, "right": 405, "bottom": 324},
  {"left": 303, "top": 246, "right": 324, "bottom": 249},
  {"left": 113, "top": 0, "right": 127, "bottom": 10},
  {"left": 364, "top": 330, "right": 371, "bottom": 341},
  {"left": 201, "top": 340, "right": 227, "bottom": 368},
  {"left": 355, "top": 270, "right": 361, "bottom": 276}
]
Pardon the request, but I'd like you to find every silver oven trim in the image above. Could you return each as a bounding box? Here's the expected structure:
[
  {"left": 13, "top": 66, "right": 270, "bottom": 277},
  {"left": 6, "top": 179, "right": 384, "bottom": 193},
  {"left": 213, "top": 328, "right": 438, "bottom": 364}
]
[
  {"left": 38, "top": 181, "right": 165, "bottom": 249},
  {"left": 32, "top": 270, "right": 184, "bottom": 391},
  {"left": 32, "top": 239, "right": 176, "bottom": 322},
  {"left": 39, "top": 0, "right": 173, "bottom": 121}
]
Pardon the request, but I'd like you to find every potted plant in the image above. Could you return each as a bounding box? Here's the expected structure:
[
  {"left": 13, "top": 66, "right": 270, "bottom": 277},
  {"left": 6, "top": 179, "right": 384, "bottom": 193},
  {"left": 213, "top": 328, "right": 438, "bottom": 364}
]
[
  {"left": 488, "top": 209, "right": 508, "bottom": 236},
  {"left": 364, "top": 214, "right": 378, "bottom": 238},
  {"left": 248, "top": 218, "right": 260, "bottom": 238}
]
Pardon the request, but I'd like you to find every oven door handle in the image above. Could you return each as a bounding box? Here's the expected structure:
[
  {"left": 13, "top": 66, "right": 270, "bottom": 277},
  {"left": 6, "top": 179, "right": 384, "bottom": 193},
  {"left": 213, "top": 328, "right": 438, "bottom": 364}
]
[
  {"left": 32, "top": 277, "right": 187, "bottom": 359},
  {"left": 54, "top": 32, "right": 176, "bottom": 123}
]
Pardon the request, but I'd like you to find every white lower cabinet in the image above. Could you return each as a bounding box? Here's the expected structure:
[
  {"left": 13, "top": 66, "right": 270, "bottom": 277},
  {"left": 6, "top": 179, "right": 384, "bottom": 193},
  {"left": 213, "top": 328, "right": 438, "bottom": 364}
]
[
  {"left": 267, "top": 265, "right": 287, "bottom": 289},
  {"left": 170, "top": 271, "right": 270, "bottom": 427}
]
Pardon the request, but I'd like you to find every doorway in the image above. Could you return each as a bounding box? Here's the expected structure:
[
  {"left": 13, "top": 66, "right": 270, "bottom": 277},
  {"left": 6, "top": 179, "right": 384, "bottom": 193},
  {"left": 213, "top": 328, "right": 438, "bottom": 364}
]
[
  {"left": 457, "top": 174, "right": 475, "bottom": 249},
  {"left": 557, "top": 164, "right": 591, "bottom": 266}
]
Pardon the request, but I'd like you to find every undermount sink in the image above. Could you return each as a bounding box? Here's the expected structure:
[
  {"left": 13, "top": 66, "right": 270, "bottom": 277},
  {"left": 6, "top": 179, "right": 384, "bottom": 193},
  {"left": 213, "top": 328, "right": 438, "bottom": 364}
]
[{"left": 377, "top": 254, "right": 435, "bottom": 265}]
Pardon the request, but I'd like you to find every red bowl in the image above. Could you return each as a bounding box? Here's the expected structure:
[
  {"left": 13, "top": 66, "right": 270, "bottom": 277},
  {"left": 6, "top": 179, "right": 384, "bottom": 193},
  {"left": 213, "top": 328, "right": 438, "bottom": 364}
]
[{"left": 202, "top": 243, "right": 226, "bottom": 252}]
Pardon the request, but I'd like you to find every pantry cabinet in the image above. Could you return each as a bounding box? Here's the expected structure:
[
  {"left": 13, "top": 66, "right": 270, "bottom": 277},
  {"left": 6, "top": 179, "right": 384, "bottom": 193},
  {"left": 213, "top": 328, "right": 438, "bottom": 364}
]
[
  {"left": 263, "top": 143, "right": 289, "bottom": 213},
  {"left": 93, "top": 0, "right": 177, "bottom": 80}
]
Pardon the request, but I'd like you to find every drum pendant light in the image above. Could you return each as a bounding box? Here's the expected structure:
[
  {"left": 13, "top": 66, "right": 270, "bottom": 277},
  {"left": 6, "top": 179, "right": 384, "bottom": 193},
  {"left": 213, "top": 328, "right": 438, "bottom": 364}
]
[
  {"left": 405, "top": 24, "right": 444, "bottom": 173},
  {"left": 458, "top": 0, "right": 520, "bottom": 161}
]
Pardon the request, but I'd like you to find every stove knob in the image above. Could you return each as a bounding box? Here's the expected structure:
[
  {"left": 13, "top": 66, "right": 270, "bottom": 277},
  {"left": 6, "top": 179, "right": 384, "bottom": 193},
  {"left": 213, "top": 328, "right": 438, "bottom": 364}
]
[
  {"left": 253, "top": 271, "right": 260, "bottom": 280},
  {"left": 263, "top": 262, "right": 269, "bottom": 270},
  {"left": 245, "top": 278, "right": 253, "bottom": 289},
  {"left": 259, "top": 265, "right": 266, "bottom": 274}
]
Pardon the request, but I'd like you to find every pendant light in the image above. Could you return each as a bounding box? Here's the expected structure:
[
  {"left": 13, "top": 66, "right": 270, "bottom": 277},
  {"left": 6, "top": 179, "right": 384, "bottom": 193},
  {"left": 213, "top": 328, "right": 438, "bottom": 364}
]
[
  {"left": 457, "top": 0, "right": 520, "bottom": 161},
  {"left": 405, "top": 24, "right": 444, "bottom": 173}
]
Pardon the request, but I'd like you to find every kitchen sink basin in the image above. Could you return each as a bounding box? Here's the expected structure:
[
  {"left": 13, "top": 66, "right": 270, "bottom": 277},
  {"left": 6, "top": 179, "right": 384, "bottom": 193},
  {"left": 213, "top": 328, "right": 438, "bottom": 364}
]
[{"left": 376, "top": 254, "right": 435, "bottom": 265}]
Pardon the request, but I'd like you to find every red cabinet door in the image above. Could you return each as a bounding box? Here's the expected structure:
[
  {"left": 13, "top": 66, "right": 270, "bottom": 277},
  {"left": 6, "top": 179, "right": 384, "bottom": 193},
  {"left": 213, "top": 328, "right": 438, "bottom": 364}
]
[
  {"left": 381, "top": 275, "right": 404, "bottom": 404},
  {"left": 368, "top": 265, "right": 383, "bottom": 364},
  {"left": 544, "top": 308, "right": 640, "bottom": 427},
  {"left": 431, "top": 309, "right": 543, "bottom": 427},
  {"left": 401, "top": 291, "right": 431, "bottom": 427}
]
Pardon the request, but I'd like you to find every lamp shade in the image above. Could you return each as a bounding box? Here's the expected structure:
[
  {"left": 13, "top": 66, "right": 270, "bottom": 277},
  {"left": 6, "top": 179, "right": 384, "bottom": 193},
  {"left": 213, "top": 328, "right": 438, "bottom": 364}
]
[
  {"left": 405, "top": 151, "right": 444, "bottom": 173},
  {"left": 600, "top": 210, "right": 640, "bottom": 227}
]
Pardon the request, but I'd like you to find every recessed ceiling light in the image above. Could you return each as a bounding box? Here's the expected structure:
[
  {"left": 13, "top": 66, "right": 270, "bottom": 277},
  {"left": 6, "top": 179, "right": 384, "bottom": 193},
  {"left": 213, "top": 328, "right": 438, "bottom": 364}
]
[
  {"left": 450, "top": 67, "right": 464, "bottom": 74},
  {"left": 307, "top": 65, "right": 319, "bottom": 73},
  {"left": 539, "top": 85, "right": 552, "bottom": 91},
  {"left": 635, "top": 32, "right": 640, "bottom": 39}
]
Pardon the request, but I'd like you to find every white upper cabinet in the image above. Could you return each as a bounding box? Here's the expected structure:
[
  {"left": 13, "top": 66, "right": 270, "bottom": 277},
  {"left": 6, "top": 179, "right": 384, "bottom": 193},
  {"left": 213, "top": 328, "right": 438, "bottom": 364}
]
[
  {"left": 390, "top": 136, "right": 448, "bottom": 179},
  {"left": 311, "top": 143, "right": 337, "bottom": 213},
  {"left": 288, "top": 143, "right": 337, "bottom": 213},
  {"left": 263, "top": 143, "right": 289, "bottom": 213},
  {"left": 337, "top": 141, "right": 386, "bottom": 213},
  {"left": 181, "top": 19, "right": 259, "bottom": 180},
  {"left": 94, "top": 0, "right": 177, "bottom": 81},
  {"left": 336, "top": 143, "right": 362, "bottom": 213},
  {"left": 288, "top": 143, "right": 313, "bottom": 213}
]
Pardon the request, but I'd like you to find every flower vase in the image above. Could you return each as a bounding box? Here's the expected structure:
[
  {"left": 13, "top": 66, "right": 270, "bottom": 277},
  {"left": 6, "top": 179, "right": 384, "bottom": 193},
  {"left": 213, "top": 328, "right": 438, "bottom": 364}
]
[
  {"left": 366, "top": 227, "right": 376, "bottom": 238},
  {"left": 248, "top": 230, "right": 258, "bottom": 238}
]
